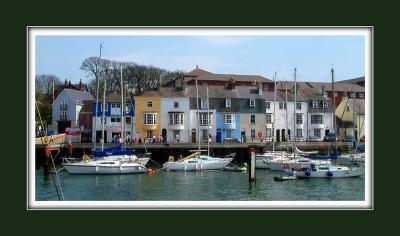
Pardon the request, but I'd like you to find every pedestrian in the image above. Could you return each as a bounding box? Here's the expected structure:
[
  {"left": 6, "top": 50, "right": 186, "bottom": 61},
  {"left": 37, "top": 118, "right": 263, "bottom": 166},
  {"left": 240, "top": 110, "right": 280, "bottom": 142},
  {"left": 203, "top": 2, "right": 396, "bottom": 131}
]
[{"left": 176, "top": 134, "right": 180, "bottom": 143}]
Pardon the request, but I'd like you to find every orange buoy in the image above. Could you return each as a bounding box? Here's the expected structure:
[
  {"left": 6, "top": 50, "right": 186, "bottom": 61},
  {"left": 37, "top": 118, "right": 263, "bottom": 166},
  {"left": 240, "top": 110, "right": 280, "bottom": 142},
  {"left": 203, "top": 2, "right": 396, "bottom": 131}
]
[{"left": 147, "top": 168, "right": 154, "bottom": 175}]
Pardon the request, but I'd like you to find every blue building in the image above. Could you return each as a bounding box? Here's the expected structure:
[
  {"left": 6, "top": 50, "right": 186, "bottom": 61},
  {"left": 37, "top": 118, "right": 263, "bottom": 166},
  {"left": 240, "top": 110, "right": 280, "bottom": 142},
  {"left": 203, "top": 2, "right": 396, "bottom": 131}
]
[
  {"left": 91, "top": 91, "right": 135, "bottom": 143},
  {"left": 215, "top": 112, "right": 241, "bottom": 143}
]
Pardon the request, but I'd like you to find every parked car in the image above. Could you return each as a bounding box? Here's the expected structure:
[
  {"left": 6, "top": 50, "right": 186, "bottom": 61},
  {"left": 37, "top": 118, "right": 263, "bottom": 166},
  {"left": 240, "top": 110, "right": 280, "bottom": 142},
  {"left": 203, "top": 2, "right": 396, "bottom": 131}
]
[
  {"left": 323, "top": 133, "right": 337, "bottom": 142},
  {"left": 308, "top": 136, "right": 320, "bottom": 142},
  {"left": 342, "top": 135, "right": 354, "bottom": 142},
  {"left": 359, "top": 135, "right": 365, "bottom": 142}
]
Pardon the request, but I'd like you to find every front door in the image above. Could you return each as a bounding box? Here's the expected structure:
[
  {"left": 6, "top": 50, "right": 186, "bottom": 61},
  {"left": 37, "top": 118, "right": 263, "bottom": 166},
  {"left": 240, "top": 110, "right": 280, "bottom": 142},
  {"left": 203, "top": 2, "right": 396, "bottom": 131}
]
[
  {"left": 282, "top": 129, "right": 286, "bottom": 142},
  {"left": 241, "top": 131, "right": 246, "bottom": 143},
  {"left": 162, "top": 129, "right": 167, "bottom": 143},
  {"left": 276, "top": 129, "right": 280, "bottom": 142},
  {"left": 216, "top": 129, "right": 222, "bottom": 143},
  {"left": 191, "top": 129, "right": 196, "bottom": 143}
]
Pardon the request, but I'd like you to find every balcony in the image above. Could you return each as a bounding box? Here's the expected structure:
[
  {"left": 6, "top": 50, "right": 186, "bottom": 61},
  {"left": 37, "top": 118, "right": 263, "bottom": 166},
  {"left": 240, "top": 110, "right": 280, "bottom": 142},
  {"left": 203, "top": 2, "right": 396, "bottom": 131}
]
[
  {"left": 309, "top": 123, "right": 324, "bottom": 128},
  {"left": 168, "top": 123, "right": 185, "bottom": 130}
]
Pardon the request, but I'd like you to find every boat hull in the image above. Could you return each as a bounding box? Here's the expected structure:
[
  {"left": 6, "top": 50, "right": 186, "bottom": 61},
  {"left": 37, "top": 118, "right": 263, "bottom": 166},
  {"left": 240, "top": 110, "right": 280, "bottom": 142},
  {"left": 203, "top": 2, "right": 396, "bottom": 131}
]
[
  {"left": 63, "top": 162, "right": 147, "bottom": 174},
  {"left": 162, "top": 157, "right": 232, "bottom": 171},
  {"left": 296, "top": 169, "right": 361, "bottom": 178}
]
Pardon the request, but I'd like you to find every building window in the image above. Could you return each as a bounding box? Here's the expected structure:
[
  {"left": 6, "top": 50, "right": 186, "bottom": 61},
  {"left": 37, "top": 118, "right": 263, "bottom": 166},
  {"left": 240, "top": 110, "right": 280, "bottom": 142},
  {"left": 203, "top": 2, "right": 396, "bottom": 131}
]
[
  {"left": 147, "top": 101, "right": 153, "bottom": 108},
  {"left": 314, "top": 129, "right": 321, "bottom": 138},
  {"left": 169, "top": 113, "right": 184, "bottom": 125},
  {"left": 349, "top": 92, "right": 355, "bottom": 98},
  {"left": 250, "top": 114, "right": 256, "bottom": 124},
  {"left": 251, "top": 129, "right": 256, "bottom": 138},
  {"left": 146, "top": 130, "right": 153, "bottom": 139},
  {"left": 312, "top": 101, "right": 318, "bottom": 109},
  {"left": 101, "top": 103, "right": 108, "bottom": 111},
  {"left": 266, "top": 114, "right": 272, "bottom": 124},
  {"left": 61, "top": 100, "right": 67, "bottom": 110},
  {"left": 111, "top": 117, "right": 121, "bottom": 123},
  {"left": 222, "top": 114, "right": 235, "bottom": 124},
  {"left": 174, "top": 101, "right": 179, "bottom": 108},
  {"left": 296, "top": 129, "right": 303, "bottom": 138},
  {"left": 125, "top": 117, "right": 131, "bottom": 124},
  {"left": 226, "top": 98, "right": 231, "bottom": 108},
  {"left": 202, "top": 130, "right": 208, "bottom": 140},
  {"left": 323, "top": 101, "right": 328, "bottom": 109},
  {"left": 265, "top": 101, "right": 270, "bottom": 109},
  {"left": 226, "top": 129, "right": 232, "bottom": 139},
  {"left": 250, "top": 99, "right": 255, "bottom": 107},
  {"left": 279, "top": 102, "right": 287, "bottom": 110},
  {"left": 296, "top": 102, "right": 301, "bottom": 110},
  {"left": 359, "top": 93, "right": 364, "bottom": 98},
  {"left": 311, "top": 115, "right": 323, "bottom": 124},
  {"left": 61, "top": 111, "right": 67, "bottom": 120},
  {"left": 296, "top": 114, "right": 303, "bottom": 124},
  {"left": 111, "top": 103, "right": 121, "bottom": 108},
  {"left": 143, "top": 113, "right": 157, "bottom": 125},
  {"left": 266, "top": 128, "right": 272, "bottom": 138},
  {"left": 199, "top": 112, "right": 212, "bottom": 126}
]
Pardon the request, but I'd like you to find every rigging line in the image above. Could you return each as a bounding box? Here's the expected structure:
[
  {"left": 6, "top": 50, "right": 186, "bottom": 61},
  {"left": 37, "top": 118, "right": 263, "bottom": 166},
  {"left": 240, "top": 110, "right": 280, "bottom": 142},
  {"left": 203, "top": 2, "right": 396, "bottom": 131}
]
[{"left": 49, "top": 147, "right": 64, "bottom": 200}]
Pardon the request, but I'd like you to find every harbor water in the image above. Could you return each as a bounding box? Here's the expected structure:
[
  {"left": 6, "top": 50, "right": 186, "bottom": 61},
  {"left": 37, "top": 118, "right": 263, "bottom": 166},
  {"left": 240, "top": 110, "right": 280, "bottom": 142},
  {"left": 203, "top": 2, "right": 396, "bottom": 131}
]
[{"left": 35, "top": 164, "right": 365, "bottom": 201}]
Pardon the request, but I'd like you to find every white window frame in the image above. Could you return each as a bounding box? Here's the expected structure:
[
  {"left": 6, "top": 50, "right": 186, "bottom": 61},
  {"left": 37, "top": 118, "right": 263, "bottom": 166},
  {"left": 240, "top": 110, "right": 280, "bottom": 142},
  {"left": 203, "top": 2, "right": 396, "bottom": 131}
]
[
  {"left": 311, "top": 115, "right": 323, "bottom": 124},
  {"left": 143, "top": 113, "right": 157, "bottom": 125},
  {"left": 265, "top": 101, "right": 270, "bottom": 109},
  {"left": 314, "top": 129, "right": 321, "bottom": 138},
  {"left": 296, "top": 114, "right": 303, "bottom": 124},
  {"left": 61, "top": 111, "right": 67, "bottom": 119},
  {"left": 169, "top": 113, "right": 184, "bottom": 125},
  {"left": 147, "top": 100, "right": 153, "bottom": 108},
  {"left": 101, "top": 103, "right": 108, "bottom": 111},
  {"left": 201, "top": 99, "right": 207, "bottom": 109},
  {"left": 323, "top": 101, "right": 328, "bottom": 109},
  {"left": 266, "top": 114, "right": 272, "bottom": 124},
  {"left": 174, "top": 101, "right": 179, "bottom": 108},
  {"left": 250, "top": 99, "right": 255, "bottom": 107},
  {"left": 296, "top": 102, "right": 301, "bottom": 110},
  {"left": 266, "top": 128, "right": 272, "bottom": 138},
  {"left": 226, "top": 98, "right": 231, "bottom": 108},
  {"left": 199, "top": 112, "right": 212, "bottom": 126},
  {"left": 226, "top": 129, "right": 232, "bottom": 139},
  {"left": 251, "top": 129, "right": 256, "bottom": 138},
  {"left": 146, "top": 130, "right": 154, "bottom": 139},
  {"left": 312, "top": 101, "right": 318, "bottom": 109}
]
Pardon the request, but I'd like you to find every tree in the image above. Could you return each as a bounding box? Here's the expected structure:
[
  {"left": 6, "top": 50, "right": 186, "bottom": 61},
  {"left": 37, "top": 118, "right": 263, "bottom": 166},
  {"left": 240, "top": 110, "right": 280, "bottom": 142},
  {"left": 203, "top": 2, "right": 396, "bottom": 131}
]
[{"left": 35, "top": 74, "right": 62, "bottom": 95}]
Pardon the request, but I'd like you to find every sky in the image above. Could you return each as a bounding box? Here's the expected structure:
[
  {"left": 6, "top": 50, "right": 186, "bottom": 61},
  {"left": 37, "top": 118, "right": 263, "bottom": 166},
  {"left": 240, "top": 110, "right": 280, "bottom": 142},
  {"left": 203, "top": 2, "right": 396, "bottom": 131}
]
[{"left": 35, "top": 34, "right": 365, "bottom": 84}]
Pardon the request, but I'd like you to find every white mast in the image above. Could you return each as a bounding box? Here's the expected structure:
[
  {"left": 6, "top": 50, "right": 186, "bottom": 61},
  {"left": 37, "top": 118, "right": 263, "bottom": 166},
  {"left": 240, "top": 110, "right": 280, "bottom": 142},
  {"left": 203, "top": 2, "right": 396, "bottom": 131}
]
[
  {"left": 331, "top": 68, "right": 337, "bottom": 152},
  {"left": 285, "top": 80, "right": 289, "bottom": 155},
  {"left": 121, "top": 65, "right": 124, "bottom": 150},
  {"left": 94, "top": 43, "right": 103, "bottom": 150},
  {"left": 272, "top": 72, "right": 277, "bottom": 152},
  {"left": 293, "top": 68, "right": 297, "bottom": 159},
  {"left": 207, "top": 83, "right": 210, "bottom": 156},
  {"left": 101, "top": 76, "right": 107, "bottom": 151},
  {"left": 196, "top": 77, "right": 200, "bottom": 153}
]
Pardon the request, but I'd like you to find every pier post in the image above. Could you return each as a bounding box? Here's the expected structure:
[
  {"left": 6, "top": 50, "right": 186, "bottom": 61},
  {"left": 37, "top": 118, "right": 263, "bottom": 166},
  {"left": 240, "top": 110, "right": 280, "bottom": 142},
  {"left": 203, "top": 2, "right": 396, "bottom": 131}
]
[{"left": 249, "top": 151, "right": 256, "bottom": 181}]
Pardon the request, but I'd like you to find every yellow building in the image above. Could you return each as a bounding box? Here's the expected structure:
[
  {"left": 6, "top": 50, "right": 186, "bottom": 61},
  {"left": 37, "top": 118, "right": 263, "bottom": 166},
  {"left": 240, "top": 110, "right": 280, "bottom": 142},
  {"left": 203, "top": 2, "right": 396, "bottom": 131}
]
[
  {"left": 335, "top": 97, "right": 365, "bottom": 140},
  {"left": 134, "top": 91, "right": 161, "bottom": 141}
]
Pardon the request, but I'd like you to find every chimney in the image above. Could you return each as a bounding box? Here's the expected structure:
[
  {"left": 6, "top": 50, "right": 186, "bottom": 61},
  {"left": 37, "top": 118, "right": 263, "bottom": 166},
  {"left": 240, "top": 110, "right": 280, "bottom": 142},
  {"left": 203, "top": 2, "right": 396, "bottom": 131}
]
[
  {"left": 257, "top": 80, "right": 263, "bottom": 95},
  {"left": 68, "top": 80, "right": 71, "bottom": 86},
  {"left": 196, "top": 65, "right": 198, "bottom": 69},
  {"left": 64, "top": 79, "right": 68, "bottom": 87},
  {"left": 321, "top": 84, "right": 325, "bottom": 96},
  {"left": 227, "top": 78, "right": 236, "bottom": 90},
  {"left": 79, "top": 79, "right": 83, "bottom": 91}
]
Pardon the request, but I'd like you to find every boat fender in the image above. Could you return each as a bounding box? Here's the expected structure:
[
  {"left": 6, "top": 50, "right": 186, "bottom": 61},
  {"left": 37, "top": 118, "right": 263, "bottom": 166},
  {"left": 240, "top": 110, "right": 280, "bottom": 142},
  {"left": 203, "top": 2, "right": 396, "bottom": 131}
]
[
  {"left": 305, "top": 170, "right": 311, "bottom": 176},
  {"left": 283, "top": 163, "right": 289, "bottom": 169},
  {"left": 327, "top": 171, "right": 333, "bottom": 177}
]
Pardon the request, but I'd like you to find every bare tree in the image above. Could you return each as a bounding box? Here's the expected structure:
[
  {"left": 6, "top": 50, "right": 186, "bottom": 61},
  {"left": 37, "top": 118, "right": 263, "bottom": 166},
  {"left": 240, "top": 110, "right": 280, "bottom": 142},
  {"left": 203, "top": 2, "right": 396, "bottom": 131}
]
[{"left": 35, "top": 74, "right": 62, "bottom": 95}]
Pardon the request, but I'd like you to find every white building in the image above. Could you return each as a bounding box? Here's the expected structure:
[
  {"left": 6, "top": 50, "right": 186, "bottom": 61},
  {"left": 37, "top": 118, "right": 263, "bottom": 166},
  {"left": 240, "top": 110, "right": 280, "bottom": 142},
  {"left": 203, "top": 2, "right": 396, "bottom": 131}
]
[
  {"left": 160, "top": 97, "right": 190, "bottom": 143},
  {"left": 189, "top": 109, "right": 216, "bottom": 143},
  {"left": 52, "top": 89, "right": 94, "bottom": 134}
]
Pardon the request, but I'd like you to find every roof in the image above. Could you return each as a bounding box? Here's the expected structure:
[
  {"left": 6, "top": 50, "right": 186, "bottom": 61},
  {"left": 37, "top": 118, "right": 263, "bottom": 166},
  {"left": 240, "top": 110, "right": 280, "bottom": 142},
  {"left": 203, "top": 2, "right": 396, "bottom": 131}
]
[
  {"left": 347, "top": 98, "right": 365, "bottom": 114},
  {"left": 55, "top": 88, "right": 94, "bottom": 105},
  {"left": 303, "top": 81, "right": 364, "bottom": 92},
  {"left": 182, "top": 67, "right": 273, "bottom": 83},
  {"left": 338, "top": 76, "right": 365, "bottom": 84},
  {"left": 275, "top": 82, "right": 330, "bottom": 101}
]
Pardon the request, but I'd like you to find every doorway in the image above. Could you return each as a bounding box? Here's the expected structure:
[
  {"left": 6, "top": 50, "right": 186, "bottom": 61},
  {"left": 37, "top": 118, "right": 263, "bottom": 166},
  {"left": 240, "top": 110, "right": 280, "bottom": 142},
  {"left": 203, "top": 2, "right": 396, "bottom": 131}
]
[
  {"left": 162, "top": 129, "right": 167, "bottom": 143},
  {"left": 241, "top": 131, "right": 246, "bottom": 143},
  {"left": 191, "top": 129, "right": 196, "bottom": 143},
  {"left": 282, "top": 129, "right": 286, "bottom": 142},
  {"left": 276, "top": 129, "right": 280, "bottom": 142},
  {"left": 216, "top": 129, "right": 222, "bottom": 143}
]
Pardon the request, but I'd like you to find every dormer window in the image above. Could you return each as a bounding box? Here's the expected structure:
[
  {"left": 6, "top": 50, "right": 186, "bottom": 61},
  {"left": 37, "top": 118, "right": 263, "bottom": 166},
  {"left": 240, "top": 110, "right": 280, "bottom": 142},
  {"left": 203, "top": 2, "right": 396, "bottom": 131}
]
[
  {"left": 174, "top": 101, "right": 179, "bottom": 108},
  {"left": 250, "top": 99, "right": 255, "bottom": 107},
  {"left": 147, "top": 101, "right": 153, "bottom": 108},
  {"left": 359, "top": 93, "right": 364, "bottom": 98},
  {"left": 265, "top": 101, "right": 270, "bottom": 109},
  {"left": 226, "top": 98, "right": 231, "bottom": 108},
  {"left": 200, "top": 99, "right": 208, "bottom": 109},
  {"left": 323, "top": 101, "right": 328, "bottom": 109},
  {"left": 312, "top": 101, "right": 318, "bottom": 109},
  {"left": 296, "top": 102, "right": 301, "bottom": 110},
  {"left": 279, "top": 102, "right": 287, "bottom": 110}
]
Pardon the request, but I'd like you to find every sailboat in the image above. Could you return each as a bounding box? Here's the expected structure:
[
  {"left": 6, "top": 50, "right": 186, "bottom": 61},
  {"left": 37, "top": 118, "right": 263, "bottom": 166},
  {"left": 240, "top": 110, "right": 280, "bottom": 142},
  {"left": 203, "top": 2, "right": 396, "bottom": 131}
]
[
  {"left": 295, "top": 68, "right": 362, "bottom": 178},
  {"left": 63, "top": 61, "right": 147, "bottom": 174},
  {"left": 162, "top": 79, "right": 232, "bottom": 171}
]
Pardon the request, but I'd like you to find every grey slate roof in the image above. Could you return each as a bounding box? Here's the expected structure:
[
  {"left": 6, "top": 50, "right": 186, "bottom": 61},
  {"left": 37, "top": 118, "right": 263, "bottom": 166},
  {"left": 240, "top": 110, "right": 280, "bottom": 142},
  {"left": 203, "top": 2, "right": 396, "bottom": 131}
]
[
  {"left": 338, "top": 76, "right": 365, "bottom": 84},
  {"left": 183, "top": 67, "right": 273, "bottom": 83},
  {"left": 62, "top": 89, "right": 94, "bottom": 105}
]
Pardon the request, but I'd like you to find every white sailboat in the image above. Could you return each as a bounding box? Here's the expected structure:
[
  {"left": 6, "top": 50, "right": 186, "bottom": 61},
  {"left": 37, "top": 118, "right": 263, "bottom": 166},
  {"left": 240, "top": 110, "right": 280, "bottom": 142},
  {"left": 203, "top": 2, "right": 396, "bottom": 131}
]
[
  {"left": 63, "top": 60, "right": 147, "bottom": 174},
  {"left": 162, "top": 79, "right": 232, "bottom": 171}
]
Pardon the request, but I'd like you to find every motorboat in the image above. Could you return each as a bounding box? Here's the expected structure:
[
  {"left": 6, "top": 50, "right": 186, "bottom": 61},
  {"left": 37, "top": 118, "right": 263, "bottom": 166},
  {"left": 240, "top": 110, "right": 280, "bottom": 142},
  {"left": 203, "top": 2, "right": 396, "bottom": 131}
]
[
  {"left": 162, "top": 152, "right": 233, "bottom": 171},
  {"left": 223, "top": 163, "right": 247, "bottom": 172},
  {"left": 93, "top": 144, "right": 150, "bottom": 166},
  {"left": 337, "top": 153, "right": 365, "bottom": 165},
  {"left": 255, "top": 151, "right": 287, "bottom": 169}
]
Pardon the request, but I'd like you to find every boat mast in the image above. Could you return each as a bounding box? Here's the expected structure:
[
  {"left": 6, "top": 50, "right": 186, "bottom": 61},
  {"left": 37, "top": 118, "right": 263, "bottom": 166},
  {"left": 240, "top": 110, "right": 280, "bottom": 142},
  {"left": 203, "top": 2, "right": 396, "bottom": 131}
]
[
  {"left": 285, "top": 80, "right": 288, "bottom": 155},
  {"left": 101, "top": 75, "right": 107, "bottom": 151},
  {"left": 272, "top": 72, "right": 277, "bottom": 152},
  {"left": 331, "top": 68, "right": 338, "bottom": 152},
  {"left": 293, "top": 68, "right": 297, "bottom": 159},
  {"left": 207, "top": 83, "right": 210, "bottom": 156},
  {"left": 94, "top": 43, "right": 103, "bottom": 150},
  {"left": 196, "top": 76, "right": 200, "bottom": 153},
  {"left": 121, "top": 64, "right": 124, "bottom": 150}
]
